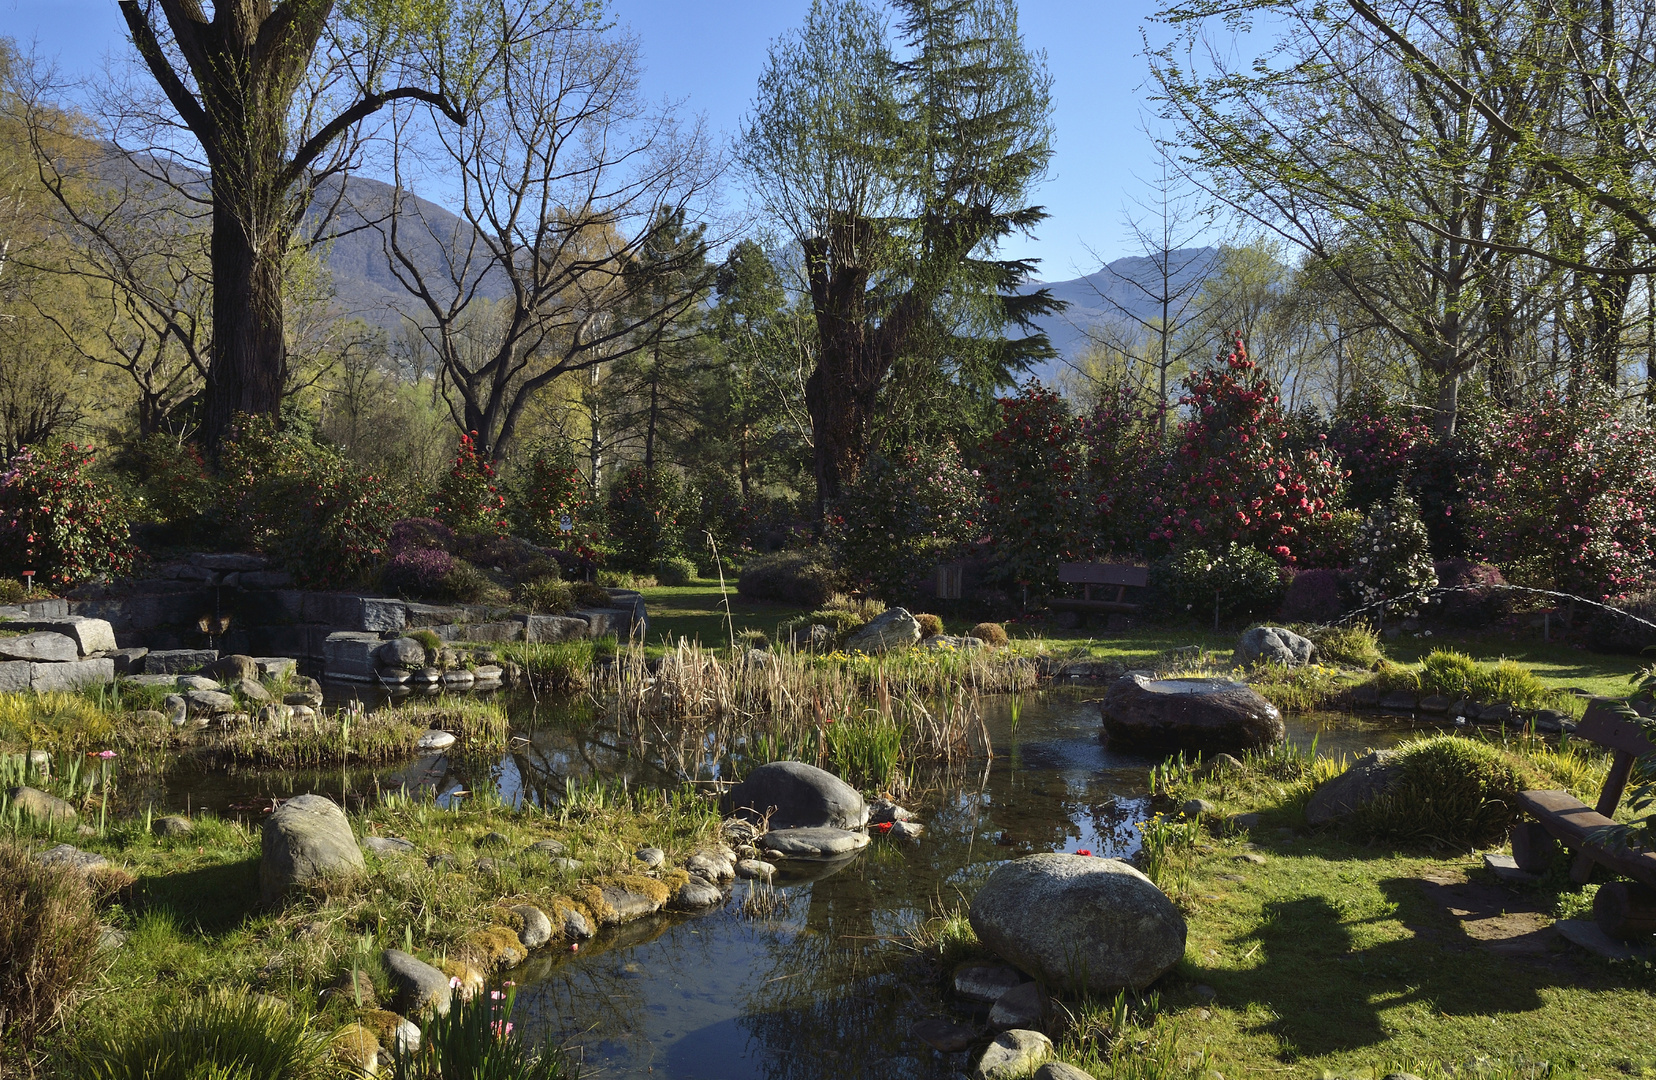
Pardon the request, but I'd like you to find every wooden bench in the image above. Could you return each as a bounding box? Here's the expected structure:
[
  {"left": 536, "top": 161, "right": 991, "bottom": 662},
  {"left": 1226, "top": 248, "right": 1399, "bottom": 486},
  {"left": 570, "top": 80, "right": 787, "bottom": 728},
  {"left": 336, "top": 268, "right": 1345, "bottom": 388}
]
[
  {"left": 1511, "top": 697, "right": 1656, "bottom": 938},
  {"left": 1049, "top": 563, "right": 1148, "bottom": 616}
]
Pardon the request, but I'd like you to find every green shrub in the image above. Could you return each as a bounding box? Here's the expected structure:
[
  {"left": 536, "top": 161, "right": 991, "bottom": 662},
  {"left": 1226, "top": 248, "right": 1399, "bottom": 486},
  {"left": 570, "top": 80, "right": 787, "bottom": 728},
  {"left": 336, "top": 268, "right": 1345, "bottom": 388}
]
[
  {"left": 0, "top": 579, "right": 23, "bottom": 604},
  {"left": 1306, "top": 623, "right": 1384, "bottom": 669},
  {"left": 914, "top": 613, "right": 944, "bottom": 639},
  {"left": 802, "top": 609, "right": 866, "bottom": 636},
  {"left": 1413, "top": 649, "right": 1557, "bottom": 709},
  {"left": 440, "top": 560, "right": 506, "bottom": 604},
  {"left": 510, "top": 442, "right": 601, "bottom": 562},
  {"left": 518, "top": 576, "right": 575, "bottom": 614},
  {"left": 407, "top": 629, "right": 443, "bottom": 657},
  {"left": 118, "top": 432, "right": 217, "bottom": 529},
  {"left": 0, "top": 842, "right": 103, "bottom": 1055},
  {"left": 1159, "top": 543, "right": 1285, "bottom": 625},
  {"left": 572, "top": 581, "right": 612, "bottom": 608},
  {"left": 970, "top": 622, "right": 1009, "bottom": 646},
  {"left": 605, "top": 465, "right": 686, "bottom": 571},
  {"left": 737, "top": 548, "right": 839, "bottom": 609},
  {"left": 735, "top": 628, "right": 770, "bottom": 650},
  {"left": 654, "top": 556, "right": 697, "bottom": 587},
  {"left": 73, "top": 990, "right": 333, "bottom": 1080},
  {"left": 1350, "top": 735, "right": 1540, "bottom": 847},
  {"left": 596, "top": 569, "right": 656, "bottom": 589},
  {"left": 0, "top": 443, "right": 137, "bottom": 590}
]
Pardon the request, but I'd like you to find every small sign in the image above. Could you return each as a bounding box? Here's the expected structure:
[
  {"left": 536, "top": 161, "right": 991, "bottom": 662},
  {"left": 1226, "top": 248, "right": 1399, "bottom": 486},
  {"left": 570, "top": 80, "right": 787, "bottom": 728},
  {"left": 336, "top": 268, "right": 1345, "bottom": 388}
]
[{"left": 558, "top": 514, "right": 574, "bottom": 533}]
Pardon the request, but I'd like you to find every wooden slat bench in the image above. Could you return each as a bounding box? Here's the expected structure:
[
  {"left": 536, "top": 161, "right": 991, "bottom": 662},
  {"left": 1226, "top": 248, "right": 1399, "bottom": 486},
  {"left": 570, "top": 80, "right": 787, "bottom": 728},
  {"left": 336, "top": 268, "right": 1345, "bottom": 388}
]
[
  {"left": 1049, "top": 563, "right": 1148, "bottom": 616},
  {"left": 1510, "top": 697, "right": 1656, "bottom": 937}
]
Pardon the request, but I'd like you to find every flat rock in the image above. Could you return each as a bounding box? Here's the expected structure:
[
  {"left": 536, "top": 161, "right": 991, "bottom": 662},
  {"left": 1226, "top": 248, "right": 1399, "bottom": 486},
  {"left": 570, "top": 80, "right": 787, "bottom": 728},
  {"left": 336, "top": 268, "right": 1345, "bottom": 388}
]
[
  {"left": 599, "top": 885, "right": 664, "bottom": 924},
  {"left": 383, "top": 949, "right": 453, "bottom": 1017},
  {"left": 152, "top": 815, "right": 193, "bottom": 837},
  {"left": 1483, "top": 853, "right": 1539, "bottom": 885},
  {"left": 761, "top": 827, "right": 871, "bottom": 860},
  {"left": 283, "top": 691, "right": 323, "bottom": 707},
  {"left": 29, "top": 658, "right": 114, "bottom": 692},
  {"left": 868, "top": 800, "right": 915, "bottom": 825},
  {"left": 125, "top": 673, "right": 181, "bottom": 688},
  {"left": 969, "top": 854, "right": 1186, "bottom": 993},
  {"left": 254, "top": 657, "right": 297, "bottom": 680},
  {"left": 670, "top": 876, "right": 724, "bottom": 910},
  {"left": 185, "top": 689, "right": 237, "bottom": 716},
  {"left": 911, "top": 1018, "right": 977, "bottom": 1053},
  {"left": 974, "top": 1030, "right": 1053, "bottom": 1080},
  {"left": 1556, "top": 918, "right": 1656, "bottom": 961},
  {"left": 9, "top": 785, "right": 77, "bottom": 822},
  {"left": 954, "top": 961, "right": 1027, "bottom": 1003},
  {"left": 201, "top": 654, "right": 260, "bottom": 682},
  {"left": 1379, "top": 690, "right": 1418, "bottom": 712},
  {"left": 35, "top": 843, "right": 107, "bottom": 873},
  {"left": 1035, "top": 1064, "right": 1098, "bottom": 1080},
  {"left": 1304, "top": 750, "right": 1401, "bottom": 826},
  {"left": 363, "top": 836, "right": 416, "bottom": 856},
  {"left": 1233, "top": 625, "right": 1315, "bottom": 667},
  {"left": 1099, "top": 675, "right": 1284, "bottom": 753},
  {"left": 526, "top": 838, "right": 567, "bottom": 857},
  {"left": 235, "top": 678, "right": 272, "bottom": 702},
  {"left": 845, "top": 608, "right": 922, "bottom": 653},
  {"left": 687, "top": 850, "right": 735, "bottom": 881},
  {"left": 635, "top": 846, "right": 666, "bottom": 869},
  {"left": 0, "top": 632, "right": 79, "bottom": 663},
  {"left": 526, "top": 614, "right": 590, "bottom": 643},
  {"left": 736, "top": 859, "right": 776, "bottom": 880},
  {"left": 416, "top": 730, "right": 456, "bottom": 752},
  {"left": 260, "top": 794, "right": 365, "bottom": 904},
  {"left": 6, "top": 616, "right": 117, "bottom": 655},
  {"left": 722, "top": 760, "right": 869, "bottom": 829},
  {"left": 177, "top": 675, "right": 222, "bottom": 691},
  {"left": 1419, "top": 694, "right": 1452, "bottom": 715},
  {"left": 512, "top": 905, "right": 554, "bottom": 949},
  {"left": 144, "top": 649, "right": 217, "bottom": 674},
  {"left": 988, "top": 981, "right": 1049, "bottom": 1030}
]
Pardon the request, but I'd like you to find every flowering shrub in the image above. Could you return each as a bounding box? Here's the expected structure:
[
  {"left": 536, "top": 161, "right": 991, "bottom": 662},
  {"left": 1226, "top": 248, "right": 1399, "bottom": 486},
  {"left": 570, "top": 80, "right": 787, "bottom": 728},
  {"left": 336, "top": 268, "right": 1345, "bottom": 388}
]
[
  {"left": 1352, "top": 486, "right": 1437, "bottom": 617},
  {"left": 381, "top": 547, "right": 454, "bottom": 596},
  {"left": 433, "top": 432, "right": 507, "bottom": 535},
  {"left": 511, "top": 444, "right": 601, "bottom": 562},
  {"left": 1080, "top": 383, "right": 1160, "bottom": 557},
  {"left": 1158, "top": 542, "right": 1285, "bottom": 624},
  {"left": 119, "top": 433, "right": 216, "bottom": 527},
  {"left": 1427, "top": 558, "right": 1509, "bottom": 627},
  {"left": 605, "top": 465, "right": 686, "bottom": 571},
  {"left": 1327, "top": 391, "right": 1433, "bottom": 508},
  {"left": 1465, "top": 390, "right": 1656, "bottom": 597},
  {"left": 1281, "top": 567, "right": 1349, "bottom": 623},
  {"left": 0, "top": 443, "right": 136, "bottom": 588},
  {"left": 1149, "top": 339, "right": 1344, "bottom": 563},
  {"left": 219, "top": 416, "right": 397, "bottom": 589},
  {"left": 980, "top": 383, "right": 1089, "bottom": 589},
  {"left": 829, "top": 441, "right": 982, "bottom": 601},
  {"left": 390, "top": 517, "right": 456, "bottom": 555}
]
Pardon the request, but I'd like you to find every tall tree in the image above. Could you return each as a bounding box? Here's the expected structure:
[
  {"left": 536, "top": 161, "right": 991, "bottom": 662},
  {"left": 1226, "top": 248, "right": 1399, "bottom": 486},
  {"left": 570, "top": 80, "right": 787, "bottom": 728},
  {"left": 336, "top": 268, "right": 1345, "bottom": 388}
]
[
  {"left": 741, "top": 0, "right": 1058, "bottom": 511},
  {"left": 112, "top": 0, "right": 543, "bottom": 451}
]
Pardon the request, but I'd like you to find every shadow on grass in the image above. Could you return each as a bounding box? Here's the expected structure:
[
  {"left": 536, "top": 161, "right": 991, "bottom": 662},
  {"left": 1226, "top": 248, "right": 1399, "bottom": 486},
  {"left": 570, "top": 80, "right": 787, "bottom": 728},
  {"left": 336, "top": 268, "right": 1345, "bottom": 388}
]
[
  {"left": 1192, "top": 884, "right": 1559, "bottom": 1060},
  {"left": 135, "top": 855, "right": 261, "bottom": 932}
]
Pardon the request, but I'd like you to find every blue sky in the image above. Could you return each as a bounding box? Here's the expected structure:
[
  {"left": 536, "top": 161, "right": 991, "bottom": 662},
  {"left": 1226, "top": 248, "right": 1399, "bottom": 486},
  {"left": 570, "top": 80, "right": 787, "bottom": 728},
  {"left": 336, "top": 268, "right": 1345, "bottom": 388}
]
[{"left": 2, "top": 0, "right": 1182, "bottom": 279}]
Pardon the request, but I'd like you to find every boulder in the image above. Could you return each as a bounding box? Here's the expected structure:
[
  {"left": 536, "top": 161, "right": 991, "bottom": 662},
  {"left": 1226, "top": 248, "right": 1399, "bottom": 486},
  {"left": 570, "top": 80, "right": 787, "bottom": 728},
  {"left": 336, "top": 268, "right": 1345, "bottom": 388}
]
[
  {"left": 1233, "top": 626, "right": 1316, "bottom": 668},
  {"left": 254, "top": 657, "right": 297, "bottom": 680},
  {"left": 526, "top": 614, "right": 590, "bottom": 643},
  {"left": 512, "top": 905, "right": 554, "bottom": 949},
  {"left": 0, "top": 632, "right": 79, "bottom": 663},
  {"left": 323, "top": 631, "right": 383, "bottom": 680},
  {"left": 954, "top": 962, "right": 1026, "bottom": 1004},
  {"left": 383, "top": 949, "right": 453, "bottom": 1017},
  {"left": 844, "top": 608, "right": 922, "bottom": 653},
  {"left": 152, "top": 815, "right": 193, "bottom": 837},
  {"left": 974, "top": 1030, "right": 1053, "bottom": 1080},
  {"left": 598, "top": 884, "right": 665, "bottom": 924},
  {"left": 968, "top": 853, "right": 1186, "bottom": 993},
  {"left": 736, "top": 859, "right": 776, "bottom": 881},
  {"left": 525, "top": 838, "right": 567, "bottom": 857},
  {"left": 108, "top": 647, "right": 148, "bottom": 675},
  {"left": 686, "top": 850, "right": 735, "bottom": 881},
  {"left": 760, "top": 827, "right": 870, "bottom": 860},
  {"left": 201, "top": 654, "right": 261, "bottom": 682},
  {"left": 260, "top": 794, "right": 366, "bottom": 904},
  {"left": 722, "top": 760, "right": 869, "bottom": 830},
  {"left": 670, "top": 876, "right": 724, "bottom": 910},
  {"left": 363, "top": 836, "right": 415, "bottom": 856},
  {"left": 1098, "top": 675, "right": 1284, "bottom": 752},
  {"left": 989, "top": 982, "right": 1049, "bottom": 1030},
  {"left": 185, "top": 689, "right": 237, "bottom": 716},
  {"left": 5, "top": 616, "right": 117, "bottom": 655},
  {"left": 235, "top": 678, "right": 272, "bottom": 703},
  {"left": 376, "top": 637, "right": 428, "bottom": 669},
  {"left": 142, "top": 649, "right": 218, "bottom": 675},
  {"left": 1035, "top": 1064, "right": 1098, "bottom": 1080},
  {"left": 635, "top": 846, "right": 666, "bottom": 869},
  {"left": 1304, "top": 750, "right": 1401, "bottom": 826},
  {"left": 10, "top": 786, "right": 77, "bottom": 822},
  {"left": 30, "top": 658, "right": 115, "bottom": 693},
  {"left": 177, "top": 675, "right": 222, "bottom": 691},
  {"left": 35, "top": 843, "right": 107, "bottom": 873},
  {"left": 416, "top": 730, "right": 456, "bottom": 752}
]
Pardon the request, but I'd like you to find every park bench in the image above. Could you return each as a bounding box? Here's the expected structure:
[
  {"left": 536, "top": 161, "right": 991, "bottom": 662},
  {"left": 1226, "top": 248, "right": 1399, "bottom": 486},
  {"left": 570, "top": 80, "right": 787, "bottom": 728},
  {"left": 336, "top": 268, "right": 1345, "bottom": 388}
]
[
  {"left": 1049, "top": 562, "right": 1148, "bottom": 616},
  {"left": 1510, "top": 697, "right": 1656, "bottom": 939}
]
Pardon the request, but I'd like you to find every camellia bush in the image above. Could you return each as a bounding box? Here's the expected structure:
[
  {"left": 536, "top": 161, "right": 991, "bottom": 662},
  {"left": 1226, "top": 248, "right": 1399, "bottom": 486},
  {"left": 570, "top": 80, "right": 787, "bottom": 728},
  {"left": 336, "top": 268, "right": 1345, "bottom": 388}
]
[
  {"left": 433, "top": 431, "right": 508, "bottom": 536},
  {"left": 980, "top": 382, "right": 1090, "bottom": 590},
  {"left": 1465, "top": 389, "right": 1656, "bottom": 598},
  {"left": 605, "top": 465, "right": 687, "bottom": 571},
  {"left": 511, "top": 443, "right": 601, "bottom": 563},
  {"left": 1149, "top": 339, "right": 1345, "bottom": 564},
  {"left": 1326, "top": 389, "right": 1433, "bottom": 509},
  {"left": 1352, "top": 486, "right": 1438, "bottom": 617},
  {"left": 1158, "top": 542, "right": 1284, "bottom": 625},
  {"left": 1080, "top": 381, "right": 1161, "bottom": 558},
  {"left": 0, "top": 443, "right": 137, "bottom": 589},
  {"left": 829, "top": 441, "right": 981, "bottom": 601}
]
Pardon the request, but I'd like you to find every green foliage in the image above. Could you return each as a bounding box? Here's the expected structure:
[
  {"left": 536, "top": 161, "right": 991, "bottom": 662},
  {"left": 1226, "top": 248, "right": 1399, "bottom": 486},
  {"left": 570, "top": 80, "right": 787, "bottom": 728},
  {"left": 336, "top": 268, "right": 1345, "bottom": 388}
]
[
  {"left": 119, "top": 433, "right": 216, "bottom": 529},
  {"left": 1159, "top": 543, "right": 1285, "bottom": 625},
  {"left": 0, "top": 442, "right": 137, "bottom": 589},
  {"left": 395, "top": 985, "right": 576, "bottom": 1080},
  {"left": 571, "top": 581, "right": 612, "bottom": 608},
  {"left": 73, "top": 989, "right": 335, "bottom": 1080},
  {"left": 0, "top": 578, "right": 22, "bottom": 604},
  {"left": 1349, "top": 735, "right": 1540, "bottom": 847},
  {"left": 1305, "top": 622, "right": 1385, "bottom": 669},
  {"left": 439, "top": 560, "right": 506, "bottom": 605},
  {"left": 824, "top": 716, "right": 903, "bottom": 790},
  {"left": 1353, "top": 486, "right": 1437, "bottom": 617},
  {"left": 827, "top": 442, "right": 980, "bottom": 601},
  {"left": 218, "top": 416, "right": 398, "bottom": 590},
  {"left": 737, "top": 548, "right": 839, "bottom": 608},
  {"left": 605, "top": 465, "right": 686, "bottom": 571},
  {"left": 980, "top": 382, "right": 1090, "bottom": 590},
  {"left": 433, "top": 431, "right": 507, "bottom": 536},
  {"left": 407, "top": 629, "right": 443, "bottom": 655},
  {"left": 517, "top": 576, "right": 575, "bottom": 614},
  {"left": 510, "top": 442, "right": 600, "bottom": 562},
  {"left": 654, "top": 556, "right": 697, "bottom": 587},
  {"left": 1412, "top": 649, "right": 1558, "bottom": 709},
  {"left": 0, "top": 841, "right": 103, "bottom": 1055}
]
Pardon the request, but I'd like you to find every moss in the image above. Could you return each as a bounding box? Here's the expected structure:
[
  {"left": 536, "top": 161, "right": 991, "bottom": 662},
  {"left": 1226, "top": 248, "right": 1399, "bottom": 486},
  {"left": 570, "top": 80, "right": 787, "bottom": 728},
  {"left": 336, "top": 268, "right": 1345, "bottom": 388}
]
[
  {"left": 576, "top": 883, "right": 615, "bottom": 924},
  {"left": 970, "top": 622, "right": 1009, "bottom": 646},
  {"left": 603, "top": 873, "right": 671, "bottom": 906},
  {"left": 331, "top": 1024, "right": 381, "bottom": 1071},
  {"left": 358, "top": 1008, "right": 406, "bottom": 1046},
  {"left": 458, "top": 925, "right": 526, "bottom": 971},
  {"left": 1349, "top": 734, "right": 1544, "bottom": 847},
  {"left": 407, "top": 628, "right": 443, "bottom": 656},
  {"left": 913, "top": 613, "right": 944, "bottom": 639},
  {"left": 659, "top": 868, "right": 691, "bottom": 892},
  {"left": 549, "top": 894, "right": 595, "bottom": 931},
  {"left": 438, "top": 959, "right": 484, "bottom": 1000}
]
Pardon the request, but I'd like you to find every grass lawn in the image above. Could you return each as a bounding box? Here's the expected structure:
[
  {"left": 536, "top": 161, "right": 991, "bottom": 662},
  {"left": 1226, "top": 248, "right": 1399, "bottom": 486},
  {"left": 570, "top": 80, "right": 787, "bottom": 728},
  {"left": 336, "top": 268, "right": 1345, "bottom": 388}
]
[{"left": 637, "top": 581, "right": 808, "bottom": 649}]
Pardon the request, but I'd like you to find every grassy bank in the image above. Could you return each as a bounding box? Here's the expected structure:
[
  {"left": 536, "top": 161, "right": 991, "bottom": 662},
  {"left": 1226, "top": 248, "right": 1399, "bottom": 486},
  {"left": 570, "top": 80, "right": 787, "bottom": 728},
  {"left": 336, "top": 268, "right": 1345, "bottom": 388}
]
[{"left": 6, "top": 777, "right": 720, "bottom": 1073}]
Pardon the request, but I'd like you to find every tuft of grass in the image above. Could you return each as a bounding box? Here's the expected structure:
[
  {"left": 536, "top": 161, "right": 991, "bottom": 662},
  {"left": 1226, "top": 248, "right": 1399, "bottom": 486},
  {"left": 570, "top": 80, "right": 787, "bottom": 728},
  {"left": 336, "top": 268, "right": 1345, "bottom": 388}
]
[
  {"left": 1305, "top": 622, "right": 1386, "bottom": 669},
  {"left": 73, "top": 989, "right": 335, "bottom": 1080},
  {"left": 1135, "top": 813, "right": 1203, "bottom": 904},
  {"left": 906, "top": 901, "right": 986, "bottom": 970},
  {"left": 517, "top": 576, "right": 574, "bottom": 615},
  {"left": 0, "top": 840, "right": 105, "bottom": 1057},
  {"left": 913, "top": 613, "right": 944, "bottom": 639},
  {"left": 495, "top": 638, "right": 606, "bottom": 694},
  {"left": 1348, "top": 734, "right": 1542, "bottom": 847},
  {"left": 397, "top": 983, "right": 577, "bottom": 1080},
  {"left": 1244, "top": 662, "right": 1350, "bottom": 712},
  {"left": 970, "top": 622, "right": 1009, "bottom": 647}
]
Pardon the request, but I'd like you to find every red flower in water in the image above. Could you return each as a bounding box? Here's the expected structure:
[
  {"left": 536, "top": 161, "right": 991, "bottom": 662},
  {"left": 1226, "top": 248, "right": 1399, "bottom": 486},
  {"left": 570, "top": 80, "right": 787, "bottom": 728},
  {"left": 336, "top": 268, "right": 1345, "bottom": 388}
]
[{"left": 1075, "top": 848, "right": 1092, "bottom": 856}]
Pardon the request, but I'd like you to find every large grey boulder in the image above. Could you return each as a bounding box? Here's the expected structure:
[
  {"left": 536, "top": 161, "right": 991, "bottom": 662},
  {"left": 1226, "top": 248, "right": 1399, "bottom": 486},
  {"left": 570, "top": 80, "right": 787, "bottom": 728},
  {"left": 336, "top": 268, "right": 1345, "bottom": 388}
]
[
  {"left": 0, "top": 660, "right": 31, "bottom": 692},
  {"left": 0, "top": 632, "right": 79, "bottom": 663},
  {"left": 200, "top": 654, "right": 260, "bottom": 682},
  {"left": 969, "top": 853, "right": 1186, "bottom": 993},
  {"left": 324, "top": 633, "right": 382, "bottom": 680},
  {"left": 383, "top": 949, "right": 453, "bottom": 1017},
  {"left": 9, "top": 785, "right": 77, "bottom": 822},
  {"left": 1099, "top": 674, "right": 1284, "bottom": 752},
  {"left": 30, "top": 658, "right": 115, "bottom": 693},
  {"left": 526, "top": 614, "right": 590, "bottom": 643},
  {"left": 1304, "top": 750, "right": 1402, "bottom": 826},
  {"left": 974, "top": 1030, "right": 1053, "bottom": 1080},
  {"left": 260, "top": 794, "right": 366, "bottom": 904},
  {"left": 722, "top": 760, "right": 869, "bottom": 830},
  {"left": 185, "top": 689, "right": 237, "bottom": 716},
  {"left": 1233, "top": 626, "right": 1316, "bottom": 668},
  {"left": 376, "top": 637, "right": 428, "bottom": 669},
  {"left": 845, "top": 608, "right": 922, "bottom": 653},
  {"left": 760, "top": 827, "right": 870, "bottom": 860},
  {"left": 512, "top": 905, "right": 554, "bottom": 948},
  {"left": 5, "top": 616, "right": 117, "bottom": 655},
  {"left": 145, "top": 649, "right": 218, "bottom": 674}
]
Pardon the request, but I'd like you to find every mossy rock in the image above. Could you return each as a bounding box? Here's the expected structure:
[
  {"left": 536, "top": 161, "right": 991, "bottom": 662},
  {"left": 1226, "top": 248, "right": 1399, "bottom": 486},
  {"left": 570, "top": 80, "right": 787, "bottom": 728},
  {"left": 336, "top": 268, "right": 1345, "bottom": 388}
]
[
  {"left": 332, "top": 1024, "right": 381, "bottom": 1071},
  {"left": 1341, "top": 735, "right": 1543, "bottom": 847},
  {"left": 358, "top": 1008, "right": 407, "bottom": 1047},
  {"left": 438, "top": 958, "right": 484, "bottom": 999},
  {"left": 576, "top": 883, "right": 615, "bottom": 924},
  {"left": 605, "top": 873, "right": 671, "bottom": 906},
  {"left": 458, "top": 925, "right": 526, "bottom": 971},
  {"left": 660, "top": 868, "right": 691, "bottom": 892},
  {"left": 549, "top": 894, "right": 596, "bottom": 933}
]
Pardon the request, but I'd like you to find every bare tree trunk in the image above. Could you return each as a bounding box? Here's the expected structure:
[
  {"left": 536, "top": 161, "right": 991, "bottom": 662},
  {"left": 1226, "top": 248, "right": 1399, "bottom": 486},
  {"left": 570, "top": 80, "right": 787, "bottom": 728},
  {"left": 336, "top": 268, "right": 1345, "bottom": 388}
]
[{"left": 205, "top": 194, "right": 288, "bottom": 443}]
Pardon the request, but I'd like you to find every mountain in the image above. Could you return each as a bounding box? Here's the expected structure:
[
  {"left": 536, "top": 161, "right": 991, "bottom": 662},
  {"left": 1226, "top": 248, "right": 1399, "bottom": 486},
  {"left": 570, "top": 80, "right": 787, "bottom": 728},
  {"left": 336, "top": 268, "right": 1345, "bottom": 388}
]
[{"left": 1017, "top": 247, "right": 1219, "bottom": 386}]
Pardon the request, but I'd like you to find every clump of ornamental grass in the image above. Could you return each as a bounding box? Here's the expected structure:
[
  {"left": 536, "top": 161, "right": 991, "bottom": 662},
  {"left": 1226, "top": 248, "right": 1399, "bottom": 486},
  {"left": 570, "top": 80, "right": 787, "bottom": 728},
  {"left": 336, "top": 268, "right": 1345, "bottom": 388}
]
[
  {"left": 1305, "top": 622, "right": 1385, "bottom": 669},
  {"left": 517, "top": 576, "right": 574, "bottom": 614},
  {"left": 1348, "top": 735, "right": 1542, "bottom": 848},
  {"left": 970, "top": 622, "right": 1009, "bottom": 646},
  {"left": 493, "top": 639, "right": 606, "bottom": 694},
  {"left": 913, "top": 613, "right": 944, "bottom": 639},
  {"left": 0, "top": 841, "right": 104, "bottom": 1058},
  {"left": 72, "top": 989, "right": 334, "bottom": 1080}
]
